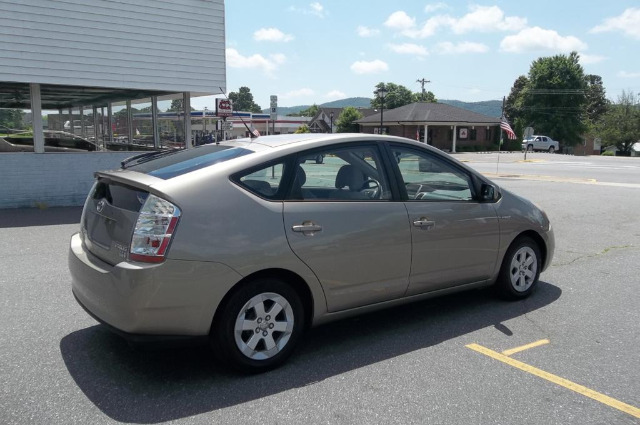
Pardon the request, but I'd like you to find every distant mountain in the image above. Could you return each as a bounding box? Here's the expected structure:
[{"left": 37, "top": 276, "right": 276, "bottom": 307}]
[
  {"left": 263, "top": 97, "right": 373, "bottom": 116},
  {"left": 266, "top": 97, "right": 502, "bottom": 118},
  {"left": 320, "top": 97, "right": 372, "bottom": 108}
]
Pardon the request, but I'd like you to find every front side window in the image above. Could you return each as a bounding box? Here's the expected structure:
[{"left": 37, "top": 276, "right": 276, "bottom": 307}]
[
  {"left": 289, "top": 145, "right": 391, "bottom": 201},
  {"left": 392, "top": 147, "right": 473, "bottom": 201}
]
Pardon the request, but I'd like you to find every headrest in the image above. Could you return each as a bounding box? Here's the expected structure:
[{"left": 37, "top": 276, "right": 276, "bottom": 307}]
[{"left": 335, "top": 165, "right": 365, "bottom": 191}]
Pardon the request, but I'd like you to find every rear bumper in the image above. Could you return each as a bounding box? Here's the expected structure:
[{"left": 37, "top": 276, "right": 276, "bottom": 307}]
[{"left": 69, "top": 233, "right": 242, "bottom": 336}]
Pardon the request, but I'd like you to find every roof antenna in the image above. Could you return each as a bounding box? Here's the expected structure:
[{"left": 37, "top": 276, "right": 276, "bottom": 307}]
[{"left": 218, "top": 87, "right": 259, "bottom": 140}]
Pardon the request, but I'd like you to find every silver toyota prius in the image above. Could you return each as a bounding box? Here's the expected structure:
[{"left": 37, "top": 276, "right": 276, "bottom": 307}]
[{"left": 69, "top": 133, "right": 554, "bottom": 372}]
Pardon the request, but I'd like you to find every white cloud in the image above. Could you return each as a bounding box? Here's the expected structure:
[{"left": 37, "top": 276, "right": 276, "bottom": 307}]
[
  {"left": 450, "top": 5, "right": 526, "bottom": 34},
  {"left": 425, "top": 3, "right": 448, "bottom": 13},
  {"left": 281, "top": 88, "right": 315, "bottom": 99},
  {"left": 384, "top": 11, "right": 416, "bottom": 31},
  {"left": 270, "top": 53, "right": 287, "bottom": 64},
  {"left": 500, "top": 27, "right": 587, "bottom": 53},
  {"left": 350, "top": 59, "right": 389, "bottom": 74},
  {"left": 579, "top": 54, "right": 606, "bottom": 65},
  {"left": 290, "top": 2, "right": 326, "bottom": 18},
  {"left": 387, "top": 43, "right": 429, "bottom": 56},
  {"left": 253, "top": 28, "right": 294, "bottom": 42},
  {"left": 226, "top": 48, "right": 284, "bottom": 75},
  {"left": 591, "top": 8, "right": 640, "bottom": 39},
  {"left": 385, "top": 6, "right": 525, "bottom": 39},
  {"left": 618, "top": 71, "right": 640, "bottom": 78},
  {"left": 325, "top": 90, "right": 346, "bottom": 99},
  {"left": 357, "top": 25, "right": 380, "bottom": 37},
  {"left": 435, "top": 41, "right": 489, "bottom": 54}
]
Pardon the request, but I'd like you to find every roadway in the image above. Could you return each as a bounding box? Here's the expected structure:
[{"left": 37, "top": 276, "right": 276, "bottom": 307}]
[{"left": 1, "top": 153, "right": 638, "bottom": 424}]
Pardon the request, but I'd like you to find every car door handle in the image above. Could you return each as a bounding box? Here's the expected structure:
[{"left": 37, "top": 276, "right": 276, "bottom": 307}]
[
  {"left": 292, "top": 221, "right": 323, "bottom": 236},
  {"left": 413, "top": 218, "right": 435, "bottom": 230}
]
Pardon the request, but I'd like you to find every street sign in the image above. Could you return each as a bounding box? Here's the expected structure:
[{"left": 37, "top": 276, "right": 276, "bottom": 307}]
[
  {"left": 270, "top": 95, "right": 277, "bottom": 120},
  {"left": 221, "top": 121, "right": 233, "bottom": 131},
  {"left": 216, "top": 98, "right": 233, "bottom": 117}
]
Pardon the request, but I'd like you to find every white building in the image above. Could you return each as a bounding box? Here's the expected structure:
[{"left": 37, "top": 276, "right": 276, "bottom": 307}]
[{"left": 0, "top": 0, "right": 226, "bottom": 207}]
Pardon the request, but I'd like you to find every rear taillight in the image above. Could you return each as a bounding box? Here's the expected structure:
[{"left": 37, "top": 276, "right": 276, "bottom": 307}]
[{"left": 129, "top": 194, "right": 181, "bottom": 263}]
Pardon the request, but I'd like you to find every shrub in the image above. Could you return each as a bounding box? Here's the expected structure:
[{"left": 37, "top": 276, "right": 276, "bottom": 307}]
[{"left": 601, "top": 151, "right": 614, "bottom": 156}]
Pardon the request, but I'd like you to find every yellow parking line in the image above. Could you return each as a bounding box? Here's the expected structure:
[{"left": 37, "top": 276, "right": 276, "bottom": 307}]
[
  {"left": 502, "top": 339, "right": 550, "bottom": 356},
  {"left": 466, "top": 343, "right": 640, "bottom": 419}
]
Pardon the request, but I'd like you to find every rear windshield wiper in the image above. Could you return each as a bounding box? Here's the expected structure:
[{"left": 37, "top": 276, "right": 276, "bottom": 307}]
[{"left": 121, "top": 150, "right": 176, "bottom": 169}]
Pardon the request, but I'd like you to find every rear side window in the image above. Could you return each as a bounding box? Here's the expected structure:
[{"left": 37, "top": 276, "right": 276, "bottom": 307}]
[
  {"left": 234, "top": 162, "right": 287, "bottom": 200},
  {"left": 128, "top": 145, "right": 253, "bottom": 180}
]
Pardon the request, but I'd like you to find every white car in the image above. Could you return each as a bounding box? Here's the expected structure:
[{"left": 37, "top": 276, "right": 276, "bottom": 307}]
[{"left": 522, "top": 135, "right": 559, "bottom": 153}]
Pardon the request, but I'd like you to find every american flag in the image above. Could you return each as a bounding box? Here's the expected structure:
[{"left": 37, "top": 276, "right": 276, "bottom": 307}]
[
  {"left": 250, "top": 128, "right": 260, "bottom": 138},
  {"left": 500, "top": 118, "right": 517, "bottom": 140}
]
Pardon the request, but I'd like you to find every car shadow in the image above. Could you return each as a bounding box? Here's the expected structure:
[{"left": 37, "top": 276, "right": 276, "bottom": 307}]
[
  {"left": 0, "top": 206, "right": 82, "bottom": 228},
  {"left": 60, "top": 281, "right": 561, "bottom": 423}
]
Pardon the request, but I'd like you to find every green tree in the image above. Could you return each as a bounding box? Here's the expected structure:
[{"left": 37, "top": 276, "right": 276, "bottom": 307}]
[
  {"left": 336, "top": 107, "right": 363, "bottom": 133},
  {"left": 504, "top": 75, "right": 529, "bottom": 124},
  {"left": 412, "top": 91, "right": 437, "bottom": 103},
  {"left": 520, "top": 52, "right": 587, "bottom": 147},
  {"left": 371, "top": 82, "right": 415, "bottom": 109},
  {"left": 584, "top": 74, "right": 609, "bottom": 125},
  {"left": 299, "top": 104, "right": 319, "bottom": 117},
  {"left": 294, "top": 124, "right": 311, "bottom": 134},
  {"left": 166, "top": 98, "right": 195, "bottom": 112},
  {"left": 0, "top": 109, "right": 25, "bottom": 130},
  {"left": 228, "top": 87, "right": 262, "bottom": 113},
  {"left": 599, "top": 91, "right": 640, "bottom": 154}
]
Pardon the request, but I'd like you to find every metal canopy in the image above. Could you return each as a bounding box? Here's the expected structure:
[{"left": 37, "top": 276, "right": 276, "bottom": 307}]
[{"left": 0, "top": 82, "right": 174, "bottom": 110}]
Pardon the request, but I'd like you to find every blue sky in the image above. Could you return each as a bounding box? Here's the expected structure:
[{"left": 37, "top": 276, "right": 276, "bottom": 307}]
[{"left": 195, "top": 1, "right": 640, "bottom": 110}]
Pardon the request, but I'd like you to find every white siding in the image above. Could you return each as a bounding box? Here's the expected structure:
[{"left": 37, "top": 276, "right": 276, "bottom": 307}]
[{"left": 0, "top": 0, "right": 225, "bottom": 94}]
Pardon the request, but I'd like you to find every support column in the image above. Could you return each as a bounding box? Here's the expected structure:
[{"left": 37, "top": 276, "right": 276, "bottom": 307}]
[
  {"left": 151, "top": 96, "right": 159, "bottom": 149},
  {"left": 29, "top": 83, "right": 44, "bottom": 153},
  {"left": 107, "top": 103, "right": 113, "bottom": 145},
  {"left": 80, "top": 107, "right": 85, "bottom": 137},
  {"left": 452, "top": 125, "right": 457, "bottom": 153},
  {"left": 423, "top": 124, "right": 428, "bottom": 144},
  {"left": 92, "top": 106, "right": 99, "bottom": 147},
  {"left": 183, "top": 92, "right": 191, "bottom": 149},
  {"left": 68, "top": 108, "right": 73, "bottom": 135},
  {"left": 126, "top": 100, "right": 133, "bottom": 146}
]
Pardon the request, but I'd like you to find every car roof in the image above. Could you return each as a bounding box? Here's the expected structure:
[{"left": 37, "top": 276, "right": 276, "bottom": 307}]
[{"left": 214, "top": 133, "right": 412, "bottom": 152}]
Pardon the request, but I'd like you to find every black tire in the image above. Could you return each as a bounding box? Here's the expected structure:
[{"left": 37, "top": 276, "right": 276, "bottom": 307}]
[
  {"left": 211, "top": 278, "right": 305, "bottom": 373},
  {"left": 527, "top": 145, "right": 534, "bottom": 152},
  {"left": 548, "top": 146, "right": 555, "bottom": 153},
  {"left": 495, "top": 236, "right": 541, "bottom": 300}
]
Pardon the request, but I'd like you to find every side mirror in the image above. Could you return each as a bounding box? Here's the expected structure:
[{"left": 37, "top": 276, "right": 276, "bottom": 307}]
[{"left": 481, "top": 183, "right": 496, "bottom": 202}]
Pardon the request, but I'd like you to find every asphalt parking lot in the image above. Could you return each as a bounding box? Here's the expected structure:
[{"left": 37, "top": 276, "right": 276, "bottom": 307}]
[{"left": 1, "top": 153, "right": 639, "bottom": 424}]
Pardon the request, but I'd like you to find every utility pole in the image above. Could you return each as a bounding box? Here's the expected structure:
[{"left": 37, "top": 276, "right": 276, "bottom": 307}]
[{"left": 417, "top": 78, "right": 431, "bottom": 101}]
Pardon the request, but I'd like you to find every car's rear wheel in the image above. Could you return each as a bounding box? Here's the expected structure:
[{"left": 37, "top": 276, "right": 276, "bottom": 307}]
[
  {"left": 212, "top": 278, "right": 305, "bottom": 373},
  {"left": 495, "top": 237, "right": 541, "bottom": 299},
  {"left": 548, "top": 146, "right": 555, "bottom": 153}
]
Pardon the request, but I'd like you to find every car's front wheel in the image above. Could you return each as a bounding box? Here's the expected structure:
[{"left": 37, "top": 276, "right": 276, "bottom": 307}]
[
  {"left": 527, "top": 144, "right": 534, "bottom": 152},
  {"left": 212, "top": 278, "right": 305, "bottom": 373},
  {"left": 495, "top": 236, "right": 541, "bottom": 299}
]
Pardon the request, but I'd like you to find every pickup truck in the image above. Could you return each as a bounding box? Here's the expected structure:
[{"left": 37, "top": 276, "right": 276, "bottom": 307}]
[{"left": 522, "top": 135, "right": 560, "bottom": 153}]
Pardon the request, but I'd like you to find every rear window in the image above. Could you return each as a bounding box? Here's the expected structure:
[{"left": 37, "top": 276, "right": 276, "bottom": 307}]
[{"left": 128, "top": 145, "right": 253, "bottom": 180}]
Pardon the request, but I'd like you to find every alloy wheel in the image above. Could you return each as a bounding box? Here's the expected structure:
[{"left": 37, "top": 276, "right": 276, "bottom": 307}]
[
  {"left": 509, "top": 247, "right": 538, "bottom": 292},
  {"left": 234, "top": 292, "right": 294, "bottom": 360}
]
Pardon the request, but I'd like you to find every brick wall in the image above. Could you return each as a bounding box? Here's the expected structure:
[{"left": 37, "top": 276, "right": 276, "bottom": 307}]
[{"left": 0, "top": 152, "right": 134, "bottom": 208}]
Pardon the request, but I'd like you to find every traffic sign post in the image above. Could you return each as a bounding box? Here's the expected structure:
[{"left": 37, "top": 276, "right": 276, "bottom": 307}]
[{"left": 270, "top": 95, "right": 277, "bottom": 134}]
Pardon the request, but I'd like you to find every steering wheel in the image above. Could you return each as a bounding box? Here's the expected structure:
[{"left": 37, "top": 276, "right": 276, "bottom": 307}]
[{"left": 359, "top": 179, "right": 381, "bottom": 199}]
